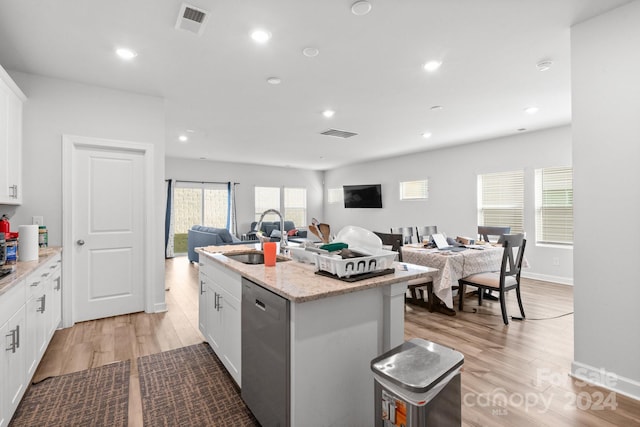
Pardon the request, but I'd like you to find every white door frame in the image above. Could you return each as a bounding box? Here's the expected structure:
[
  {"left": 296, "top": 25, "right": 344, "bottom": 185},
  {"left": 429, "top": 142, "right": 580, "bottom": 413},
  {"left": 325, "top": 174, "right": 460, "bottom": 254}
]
[{"left": 62, "top": 134, "right": 156, "bottom": 327}]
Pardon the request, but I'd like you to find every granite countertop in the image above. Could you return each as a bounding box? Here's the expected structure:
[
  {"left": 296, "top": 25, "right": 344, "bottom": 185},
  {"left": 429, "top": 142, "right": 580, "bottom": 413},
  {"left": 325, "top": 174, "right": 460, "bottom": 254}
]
[
  {"left": 0, "top": 247, "right": 62, "bottom": 296},
  {"left": 196, "top": 244, "right": 438, "bottom": 303}
]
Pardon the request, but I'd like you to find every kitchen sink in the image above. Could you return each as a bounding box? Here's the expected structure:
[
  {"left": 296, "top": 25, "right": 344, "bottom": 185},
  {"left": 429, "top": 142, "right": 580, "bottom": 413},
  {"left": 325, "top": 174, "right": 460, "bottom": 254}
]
[{"left": 225, "top": 251, "right": 290, "bottom": 265}]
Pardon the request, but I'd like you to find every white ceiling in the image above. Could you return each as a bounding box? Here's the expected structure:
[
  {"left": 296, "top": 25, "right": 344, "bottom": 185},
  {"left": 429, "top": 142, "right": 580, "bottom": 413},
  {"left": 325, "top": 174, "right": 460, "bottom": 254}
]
[{"left": 0, "top": 0, "right": 631, "bottom": 170}]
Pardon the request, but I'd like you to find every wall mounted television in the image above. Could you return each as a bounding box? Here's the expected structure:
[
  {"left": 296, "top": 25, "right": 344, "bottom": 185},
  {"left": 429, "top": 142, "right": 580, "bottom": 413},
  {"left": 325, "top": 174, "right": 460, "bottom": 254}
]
[{"left": 343, "top": 184, "right": 383, "bottom": 208}]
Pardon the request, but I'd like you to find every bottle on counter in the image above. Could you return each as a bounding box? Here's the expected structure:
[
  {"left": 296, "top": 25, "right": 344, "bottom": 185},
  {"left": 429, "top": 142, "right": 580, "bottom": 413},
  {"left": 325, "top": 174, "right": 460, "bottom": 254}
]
[
  {"left": 6, "top": 238, "right": 17, "bottom": 265},
  {"left": 39, "top": 225, "right": 48, "bottom": 248}
]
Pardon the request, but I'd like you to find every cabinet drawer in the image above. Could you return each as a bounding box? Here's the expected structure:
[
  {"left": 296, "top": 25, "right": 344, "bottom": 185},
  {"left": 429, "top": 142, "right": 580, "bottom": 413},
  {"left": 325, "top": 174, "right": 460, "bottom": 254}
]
[
  {"left": 200, "top": 258, "right": 241, "bottom": 300},
  {"left": 0, "top": 278, "right": 25, "bottom": 326}
]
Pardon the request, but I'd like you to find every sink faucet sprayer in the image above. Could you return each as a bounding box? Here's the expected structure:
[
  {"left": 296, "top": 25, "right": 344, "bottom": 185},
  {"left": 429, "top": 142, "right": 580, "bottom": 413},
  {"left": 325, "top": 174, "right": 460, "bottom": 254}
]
[{"left": 254, "top": 209, "right": 288, "bottom": 253}]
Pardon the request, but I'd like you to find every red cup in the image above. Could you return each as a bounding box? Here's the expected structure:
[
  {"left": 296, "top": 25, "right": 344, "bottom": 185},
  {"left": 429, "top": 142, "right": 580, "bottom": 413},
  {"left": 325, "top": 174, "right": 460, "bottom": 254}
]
[{"left": 263, "top": 242, "right": 277, "bottom": 267}]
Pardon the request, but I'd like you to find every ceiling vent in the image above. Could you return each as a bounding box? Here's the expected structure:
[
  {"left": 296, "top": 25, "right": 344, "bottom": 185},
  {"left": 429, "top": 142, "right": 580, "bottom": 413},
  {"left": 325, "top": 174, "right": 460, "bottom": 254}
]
[
  {"left": 175, "top": 4, "right": 209, "bottom": 36},
  {"left": 320, "top": 129, "right": 358, "bottom": 139}
]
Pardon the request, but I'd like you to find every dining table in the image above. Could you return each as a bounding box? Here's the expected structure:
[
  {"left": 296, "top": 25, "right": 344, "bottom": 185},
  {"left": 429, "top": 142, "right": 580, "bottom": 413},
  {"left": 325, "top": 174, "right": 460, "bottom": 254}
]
[{"left": 400, "top": 243, "right": 505, "bottom": 312}]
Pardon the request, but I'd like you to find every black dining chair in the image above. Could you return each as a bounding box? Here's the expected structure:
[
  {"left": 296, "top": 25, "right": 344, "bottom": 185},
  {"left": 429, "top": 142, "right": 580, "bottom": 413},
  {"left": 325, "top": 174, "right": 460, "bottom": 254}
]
[
  {"left": 458, "top": 234, "right": 526, "bottom": 325},
  {"left": 390, "top": 227, "right": 414, "bottom": 245},
  {"left": 416, "top": 226, "right": 438, "bottom": 243},
  {"left": 374, "top": 231, "right": 432, "bottom": 308},
  {"left": 477, "top": 225, "right": 511, "bottom": 243}
]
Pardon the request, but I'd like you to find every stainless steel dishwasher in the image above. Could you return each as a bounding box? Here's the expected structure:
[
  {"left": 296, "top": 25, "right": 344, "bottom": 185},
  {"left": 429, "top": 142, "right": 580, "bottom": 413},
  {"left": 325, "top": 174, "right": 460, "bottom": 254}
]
[{"left": 241, "top": 277, "right": 290, "bottom": 427}]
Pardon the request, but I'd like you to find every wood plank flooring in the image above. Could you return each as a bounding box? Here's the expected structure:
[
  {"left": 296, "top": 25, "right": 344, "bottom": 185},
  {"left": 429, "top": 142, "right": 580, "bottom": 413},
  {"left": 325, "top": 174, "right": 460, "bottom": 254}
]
[{"left": 32, "top": 257, "right": 639, "bottom": 426}]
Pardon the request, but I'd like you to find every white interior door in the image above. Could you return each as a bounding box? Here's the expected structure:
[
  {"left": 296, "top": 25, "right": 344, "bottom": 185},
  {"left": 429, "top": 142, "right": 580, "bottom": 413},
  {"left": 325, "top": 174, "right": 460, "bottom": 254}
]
[{"left": 71, "top": 141, "right": 145, "bottom": 322}]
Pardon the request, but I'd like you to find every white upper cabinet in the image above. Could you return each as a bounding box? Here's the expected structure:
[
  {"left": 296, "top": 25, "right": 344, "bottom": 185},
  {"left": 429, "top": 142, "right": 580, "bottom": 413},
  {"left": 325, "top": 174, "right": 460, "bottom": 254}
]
[{"left": 0, "top": 65, "right": 26, "bottom": 205}]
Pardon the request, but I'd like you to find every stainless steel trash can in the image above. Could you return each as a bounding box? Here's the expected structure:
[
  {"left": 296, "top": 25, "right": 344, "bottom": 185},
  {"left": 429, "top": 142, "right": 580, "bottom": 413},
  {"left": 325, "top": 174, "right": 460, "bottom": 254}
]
[{"left": 371, "top": 338, "right": 464, "bottom": 426}]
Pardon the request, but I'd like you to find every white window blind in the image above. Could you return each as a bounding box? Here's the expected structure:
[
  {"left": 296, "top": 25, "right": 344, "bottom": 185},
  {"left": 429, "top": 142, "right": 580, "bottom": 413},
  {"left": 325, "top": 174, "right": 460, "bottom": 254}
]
[
  {"left": 327, "top": 188, "right": 343, "bottom": 204},
  {"left": 477, "top": 170, "right": 524, "bottom": 234},
  {"left": 284, "top": 187, "right": 307, "bottom": 227},
  {"left": 535, "top": 167, "right": 573, "bottom": 245},
  {"left": 254, "top": 186, "right": 280, "bottom": 221},
  {"left": 400, "top": 180, "right": 428, "bottom": 200}
]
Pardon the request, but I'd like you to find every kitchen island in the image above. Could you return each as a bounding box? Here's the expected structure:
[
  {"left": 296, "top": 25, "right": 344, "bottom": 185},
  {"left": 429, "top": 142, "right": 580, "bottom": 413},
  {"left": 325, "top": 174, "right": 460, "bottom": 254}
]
[{"left": 196, "top": 244, "right": 437, "bottom": 426}]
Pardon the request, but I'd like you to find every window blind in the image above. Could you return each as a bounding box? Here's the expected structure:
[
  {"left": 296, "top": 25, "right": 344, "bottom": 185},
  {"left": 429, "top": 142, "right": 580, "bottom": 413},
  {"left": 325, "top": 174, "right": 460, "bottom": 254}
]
[
  {"left": 400, "top": 180, "right": 428, "bottom": 200},
  {"left": 477, "top": 170, "right": 524, "bottom": 234},
  {"left": 254, "top": 186, "right": 280, "bottom": 221},
  {"left": 327, "top": 188, "right": 343, "bottom": 204},
  {"left": 284, "top": 187, "right": 307, "bottom": 226},
  {"left": 535, "top": 167, "right": 573, "bottom": 245}
]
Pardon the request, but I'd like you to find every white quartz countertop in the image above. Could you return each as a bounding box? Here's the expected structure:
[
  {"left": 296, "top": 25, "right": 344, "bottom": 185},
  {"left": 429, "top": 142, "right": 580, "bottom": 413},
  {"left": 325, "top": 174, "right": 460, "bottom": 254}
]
[{"left": 196, "top": 244, "right": 438, "bottom": 303}]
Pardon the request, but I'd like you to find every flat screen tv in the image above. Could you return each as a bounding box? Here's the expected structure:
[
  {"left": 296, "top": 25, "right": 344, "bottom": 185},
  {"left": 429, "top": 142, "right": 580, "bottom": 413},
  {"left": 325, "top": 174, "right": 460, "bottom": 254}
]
[{"left": 343, "top": 184, "right": 383, "bottom": 208}]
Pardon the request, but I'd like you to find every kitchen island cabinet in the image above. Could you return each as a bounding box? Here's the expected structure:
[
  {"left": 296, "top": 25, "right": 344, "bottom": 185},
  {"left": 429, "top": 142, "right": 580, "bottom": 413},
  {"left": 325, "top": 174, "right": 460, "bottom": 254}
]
[{"left": 197, "top": 245, "right": 437, "bottom": 426}]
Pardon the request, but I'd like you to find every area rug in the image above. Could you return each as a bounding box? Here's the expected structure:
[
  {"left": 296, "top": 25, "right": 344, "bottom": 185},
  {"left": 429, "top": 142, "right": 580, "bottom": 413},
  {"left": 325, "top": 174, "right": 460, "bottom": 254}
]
[
  {"left": 9, "top": 360, "right": 130, "bottom": 426},
  {"left": 137, "top": 343, "right": 258, "bottom": 426}
]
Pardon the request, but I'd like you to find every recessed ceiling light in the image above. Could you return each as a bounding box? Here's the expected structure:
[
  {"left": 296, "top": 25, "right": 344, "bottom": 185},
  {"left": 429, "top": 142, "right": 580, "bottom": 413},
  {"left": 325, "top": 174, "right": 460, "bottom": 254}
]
[
  {"left": 422, "top": 132, "right": 432, "bottom": 139},
  {"left": 302, "top": 47, "right": 319, "bottom": 57},
  {"left": 178, "top": 135, "right": 188, "bottom": 143},
  {"left": 524, "top": 106, "right": 539, "bottom": 114},
  {"left": 251, "top": 29, "right": 271, "bottom": 44},
  {"left": 323, "top": 110, "right": 335, "bottom": 118},
  {"left": 351, "top": 1, "right": 372, "bottom": 16},
  {"left": 115, "top": 47, "right": 137, "bottom": 60},
  {"left": 536, "top": 60, "right": 553, "bottom": 71},
  {"left": 423, "top": 60, "right": 442, "bottom": 72},
  {"left": 267, "top": 77, "right": 282, "bottom": 85}
]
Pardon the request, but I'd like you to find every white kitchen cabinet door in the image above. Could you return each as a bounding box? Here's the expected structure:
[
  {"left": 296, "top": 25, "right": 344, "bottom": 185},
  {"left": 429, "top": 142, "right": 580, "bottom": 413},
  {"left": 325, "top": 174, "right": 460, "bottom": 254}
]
[
  {"left": 218, "top": 285, "right": 241, "bottom": 385},
  {"left": 205, "top": 281, "right": 223, "bottom": 354},
  {"left": 48, "top": 264, "right": 63, "bottom": 337},
  {"left": 2, "top": 305, "right": 26, "bottom": 421},
  {"left": 0, "top": 66, "right": 24, "bottom": 205}
]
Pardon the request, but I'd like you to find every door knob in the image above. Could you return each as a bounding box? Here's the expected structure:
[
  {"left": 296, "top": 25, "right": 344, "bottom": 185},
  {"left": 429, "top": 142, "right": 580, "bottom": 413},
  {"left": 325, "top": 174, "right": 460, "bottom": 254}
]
[{"left": 77, "top": 239, "right": 85, "bottom": 246}]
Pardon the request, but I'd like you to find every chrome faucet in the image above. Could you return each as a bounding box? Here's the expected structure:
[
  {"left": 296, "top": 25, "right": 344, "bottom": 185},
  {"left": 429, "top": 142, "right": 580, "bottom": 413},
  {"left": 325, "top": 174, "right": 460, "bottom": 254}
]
[{"left": 254, "top": 209, "right": 288, "bottom": 252}]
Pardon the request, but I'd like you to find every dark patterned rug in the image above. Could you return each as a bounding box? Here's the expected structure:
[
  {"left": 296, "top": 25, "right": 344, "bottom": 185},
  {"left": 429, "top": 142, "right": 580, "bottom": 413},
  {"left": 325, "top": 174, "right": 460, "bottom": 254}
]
[
  {"left": 9, "top": 360, "right": 130, "bottom": 426},
  {"left": 137, "top": 343, "right": 259, "bottom": 426}
]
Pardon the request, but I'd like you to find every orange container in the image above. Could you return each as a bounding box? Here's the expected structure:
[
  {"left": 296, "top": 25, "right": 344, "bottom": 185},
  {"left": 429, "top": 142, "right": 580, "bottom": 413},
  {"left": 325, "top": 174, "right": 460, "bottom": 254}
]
[{"left": 263, "top": 242, "right": 277, "bottom": 267}]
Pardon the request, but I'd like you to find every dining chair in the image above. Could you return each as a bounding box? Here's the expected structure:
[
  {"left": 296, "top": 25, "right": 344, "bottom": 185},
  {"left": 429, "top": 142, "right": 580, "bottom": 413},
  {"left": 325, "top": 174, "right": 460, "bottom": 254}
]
[
  {"left": 415, "top": 225, "right": 438, "bottom": 243},
  {"left": 373, "top": 232, "right": 403, "bottom": 260},
  {"left": 375, "top": 231, "right": 432, "bottom": 308},
  {"left": 390, "top": 227, "right": 414, "bottom": 245},
  {"left": 457, "top": 234, "right": 526, "bottom": 325},
  {"left": 477, "top": 225, "right": 511, "bottom": 243}
]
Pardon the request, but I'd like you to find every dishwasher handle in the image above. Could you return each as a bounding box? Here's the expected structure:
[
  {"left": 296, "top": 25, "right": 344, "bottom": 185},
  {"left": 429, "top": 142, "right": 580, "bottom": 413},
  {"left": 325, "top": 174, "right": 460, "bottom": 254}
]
[{"left": 255, "top": 299, "right": 266, "bottom": 311}]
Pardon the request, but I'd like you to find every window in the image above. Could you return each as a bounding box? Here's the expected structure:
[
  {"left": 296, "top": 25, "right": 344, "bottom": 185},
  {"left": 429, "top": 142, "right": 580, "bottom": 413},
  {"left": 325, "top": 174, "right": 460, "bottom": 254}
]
[
  {"left": 255, "top": 186, "right": 281, "bottom": 221},
  {"left": 327, "top": 188, "right": 343, "bottom": 204},
  {"left": 400, "top": 180, "right": 428, "bottom": 200},
  {"left": 535, "top": 167, "right": 573, "bottom": 245},
  {"left": 255, "top": 186, "right": 307, "bottom": 226},
  {"left": 174, "top": 182, "right": 229, "bottom": 253},
  {"left": 477, "top": 170, "right": 524, "bottom": 234}
]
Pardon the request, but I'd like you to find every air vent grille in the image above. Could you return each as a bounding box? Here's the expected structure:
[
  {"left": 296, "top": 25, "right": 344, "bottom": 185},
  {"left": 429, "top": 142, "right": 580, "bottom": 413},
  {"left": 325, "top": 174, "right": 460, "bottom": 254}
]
[
  {"left": 183, "top": 7, "right": 206, "bottom": 23},
  {"left": 320, "top": 129, "right": 358, "bottom": 139},
  {"left": 175, "top": 4, "right": 209, "bottom": 35}
]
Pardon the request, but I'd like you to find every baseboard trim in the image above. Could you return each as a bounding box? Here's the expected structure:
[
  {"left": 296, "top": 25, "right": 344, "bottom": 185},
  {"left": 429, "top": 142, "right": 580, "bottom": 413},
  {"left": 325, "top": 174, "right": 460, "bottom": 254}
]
[
  {"left": 152, "top": 302, "right": 168, "bottom": 313},
  {"left": 521, "top": 272, "right": 573, "bottom": 286},
  {"left": 571, "top": 361, "right": 640, "bottom": 401}
]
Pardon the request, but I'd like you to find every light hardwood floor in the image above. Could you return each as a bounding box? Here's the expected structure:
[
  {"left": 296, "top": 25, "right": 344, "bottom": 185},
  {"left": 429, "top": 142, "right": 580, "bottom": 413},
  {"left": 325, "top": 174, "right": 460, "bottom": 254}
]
[{"left": 34, "top": 257, "right": 639, "bottom": 427}]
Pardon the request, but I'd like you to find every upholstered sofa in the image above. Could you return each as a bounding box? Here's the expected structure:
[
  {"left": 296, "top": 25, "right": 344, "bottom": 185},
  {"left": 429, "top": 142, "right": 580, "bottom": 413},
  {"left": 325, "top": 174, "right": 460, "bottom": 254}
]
[
  {"left": 246, "top": 221, "right": 307, "bottom": 241},
  {"left": 187, "top": 225, "right": 249, "bottom": 263}
]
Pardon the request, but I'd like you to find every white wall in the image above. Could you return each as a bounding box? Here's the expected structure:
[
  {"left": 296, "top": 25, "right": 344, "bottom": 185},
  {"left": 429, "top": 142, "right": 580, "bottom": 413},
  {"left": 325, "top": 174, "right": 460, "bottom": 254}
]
[
  {"left": 572, "top": 1, "right": 640, "bottom": 399},
  {"left": 165, "top": 157, "right": 324, "bottom": 235},
  {"left": 325, "top": 126, "right": 573, "bottom": 284},
  {"left": 4, "top": 71, "right": 167, "bottom": 312}
]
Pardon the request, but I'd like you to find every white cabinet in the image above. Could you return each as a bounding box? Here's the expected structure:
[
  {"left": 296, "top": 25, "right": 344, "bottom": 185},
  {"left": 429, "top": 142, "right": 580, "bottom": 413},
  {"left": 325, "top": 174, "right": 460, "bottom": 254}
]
[
  {"left": 0, "top": 281, "right": 27, "bottom": 427},
  {"left": 0, "top": 252, "right": 62, "bottom": 425},
  {"left": 0, "top": 65, "right": 25, "bottom": 205},
  {"left": 198, "top": 257, "right": 242, "bottom": 386}
]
